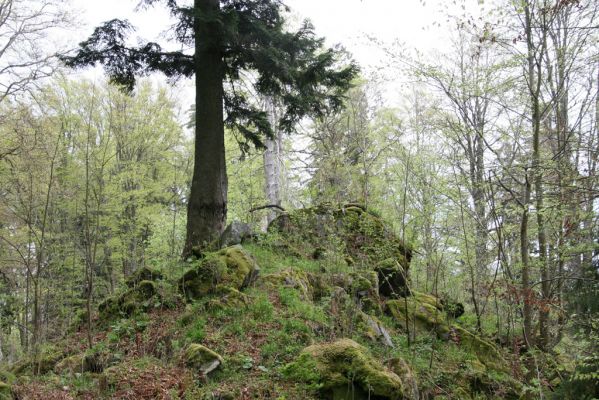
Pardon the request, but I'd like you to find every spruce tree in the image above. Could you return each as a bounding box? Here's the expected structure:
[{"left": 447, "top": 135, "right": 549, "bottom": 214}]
[{"left": 62, "top": 0, "right": 358, "bottom": 256}]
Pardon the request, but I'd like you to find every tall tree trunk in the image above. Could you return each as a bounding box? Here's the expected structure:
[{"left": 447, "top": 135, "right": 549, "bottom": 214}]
[
  {"left": 525, "top": 0, "right": 550, "bottom": 350},
  {"left": 183, "top": 0, "right": 227, "bottom": 257},
  {"left": 263, "top": 96, "right": 282, "bottom": 224},
  {"left": 521, "top": 173, "right": 534, "bottom": 348}
]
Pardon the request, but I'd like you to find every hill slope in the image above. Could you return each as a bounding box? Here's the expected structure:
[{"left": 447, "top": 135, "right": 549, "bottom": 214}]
[{"left": 2, "top": 205, "right": 558, "bottom": 399}]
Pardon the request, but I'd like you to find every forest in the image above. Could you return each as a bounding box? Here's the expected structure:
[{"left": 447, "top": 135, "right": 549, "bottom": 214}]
[{"left": 0, "top": 0, "right": 597, "bottom": 399}]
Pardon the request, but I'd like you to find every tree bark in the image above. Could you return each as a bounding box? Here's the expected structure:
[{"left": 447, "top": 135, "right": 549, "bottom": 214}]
[
  {"left": 263, "top": 96, "right": 282, "bottom": 224},
  {"left": 520, "top": 173, "right": 534, "bottom": 348},
  {"left": 183, "top": 0, "right": 227, "bottom": 257}
]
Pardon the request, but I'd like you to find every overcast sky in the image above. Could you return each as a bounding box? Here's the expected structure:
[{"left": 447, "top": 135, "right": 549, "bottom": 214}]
[{"left": 66, "top": 0, "right": 487, "bottom": 106}]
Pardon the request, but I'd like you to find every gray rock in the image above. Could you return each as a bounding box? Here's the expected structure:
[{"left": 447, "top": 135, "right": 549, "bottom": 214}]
[{"left": 220, "top": 221, "right": 253, "bottom": 247}]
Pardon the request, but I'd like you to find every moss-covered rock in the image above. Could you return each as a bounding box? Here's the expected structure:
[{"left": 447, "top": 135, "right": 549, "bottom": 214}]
[
  {"left": 184, "top": 344, "right": 224, "bottom": 376},
  {"left": 262, "top": 268, "right": 314, "bottom": 300},
  {"left": 386, "top": 297, "right": 451, "bottom": 338},
  {"left": 179, "top": 245, "right": 259, "bottom": 301},
  {"left": 386, "top": 295, "right": 509, "bottom": 374},
  {"left": 283, "top": 338, "right": 406, "bottom": 400},
  {"left": 410, "top": 291, "right": 443, "bottom": 310},
  {"left": 207, "top": 285, "right": 249, "bottom": 311},
  {"left": 376, "top": 258, "right": 410, "bottom": 298},
  {"left": 358, "top": 312, "right": 394, "bottom": 348},
  {"left": 54, "top": 353, "right": 85, "bottom": 374},
  {"left": 11, "top": 345, "right": 66, "bottom": 375},
  {"left": 452, "top": 326, "right": 508, "bottom": 373},
  {"left": 125, "top": 266, "right": 164, "bottom": 288},
  {"left": 99, "top": 280, "right": 160, "bottom": 320},
  {"left": 269, "top": 204, "right": 412, "bottom": 271},
  {"left": 350, "top": 270, "right": 381, "bottom": 314},
  {"left": 388, "top": 358, "right": 419, "bottom": 400}
]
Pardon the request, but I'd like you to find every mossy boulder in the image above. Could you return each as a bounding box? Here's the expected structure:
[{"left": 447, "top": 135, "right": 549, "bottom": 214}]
[
  {"left": 99, "top": 280, "right": 159, "bottom": 320},
  {"left": 125, "top": 266, "right": 164, "bottom": 288},
  {"left": 184, "top": 344, "right": 224, "bottom": 376},
  {"left": 283, "top": 338, "right": 406, "bottom": 400},
  {"left": 350, "top": 270, "right": 382, "bottom": 314},
  {"left": 452, "top": 326, "right": 509, "bottom": 373},
  {"left": 178, "top": 245, "right": 259, "bottom": 301}
]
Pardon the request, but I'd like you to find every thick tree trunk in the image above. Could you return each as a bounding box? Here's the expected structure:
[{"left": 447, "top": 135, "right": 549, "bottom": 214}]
[{"left": 183, "top": 0, "right": 227, "bottom": 257}]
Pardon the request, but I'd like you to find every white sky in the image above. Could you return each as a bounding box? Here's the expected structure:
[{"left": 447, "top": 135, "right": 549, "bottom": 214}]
[{"left": 65, "top": 0, "right": 487, "bottom": 107}]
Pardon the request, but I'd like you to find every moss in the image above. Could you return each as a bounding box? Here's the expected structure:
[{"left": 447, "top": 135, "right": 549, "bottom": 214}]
[
  {"left": 452, "top": 326, "right": 508, "bottom": 373},
  {"left": 184, "top": 344, "right": 224, "bottom": 375},
  {"left": 388, "top": 358, "right": 419, "bottom": 400},
  {"left": 99, "top": 280, "right": 160, "bottom": 320},
  {"left": 179, "top": 245, "right": 259, "bottom": 301},
  {"left": 207, "top": 285, "right": 249, "bottom": 312},
  {"left": 218, "top": 245, "right": 260, "bottom": 288},
  {"left": 125, "top": 266, "right": 164, "bottom": 287},
  {"left": 411, "top": 291, "right": 443, "bottom": 311},
  {"left": 386, "top": 298, "right": 451, "bottom": 338},
  {"left": 283, "top": 339, "right": 405, "bottom": 399},
  {"left": 376, "top": 259, "right": 410, "bottom": 298},
  {"left": 350, "top": 270, "right": 381, "bottom": 314},
  {"left": 11, "top": 345, "right": 66, "bottom": 375},
  {"left": 0, "top": 382, "right": 11, "bottom": 400},
  {"left": 387, "top": 295, "right": 510, "bottom": 374},
  {"left": 54, "top": 353, "right": 85, "bottom": 374},
  {"left": 0, "top": 371, "right": 15, "bottom": 386},
  {"left": 269, "top": 204, "right": 412, "bottom": 275},
  {"left": 262, "top": 268, "right": 314, "bottom": 300}
]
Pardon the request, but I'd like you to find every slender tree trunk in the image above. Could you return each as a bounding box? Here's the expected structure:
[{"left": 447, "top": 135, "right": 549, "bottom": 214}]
[
  {"left": 524, "top": 0, "right": 550, "bottom": 350},
  {"left": 183, "top": 0, "right": 227, "bottom": 256},
  {"left": 263, "top": 96, "right": 282, "bottom": 224},
  {"left": 521, "top": 173, "right": 534, "bottom": 348}
]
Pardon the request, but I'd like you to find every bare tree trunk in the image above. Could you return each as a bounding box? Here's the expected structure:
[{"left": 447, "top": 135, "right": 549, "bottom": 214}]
[
  {"left": 263, "top": 96, "right": 282, "bottom": 224},
  {"left": 521, "top": 172, "right": 534, "bottom": 348}
]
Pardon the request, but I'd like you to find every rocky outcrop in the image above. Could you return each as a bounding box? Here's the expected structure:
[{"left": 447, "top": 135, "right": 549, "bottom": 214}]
[{"left": 269, "top": 204, "right": 411, "bottom": 270}]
